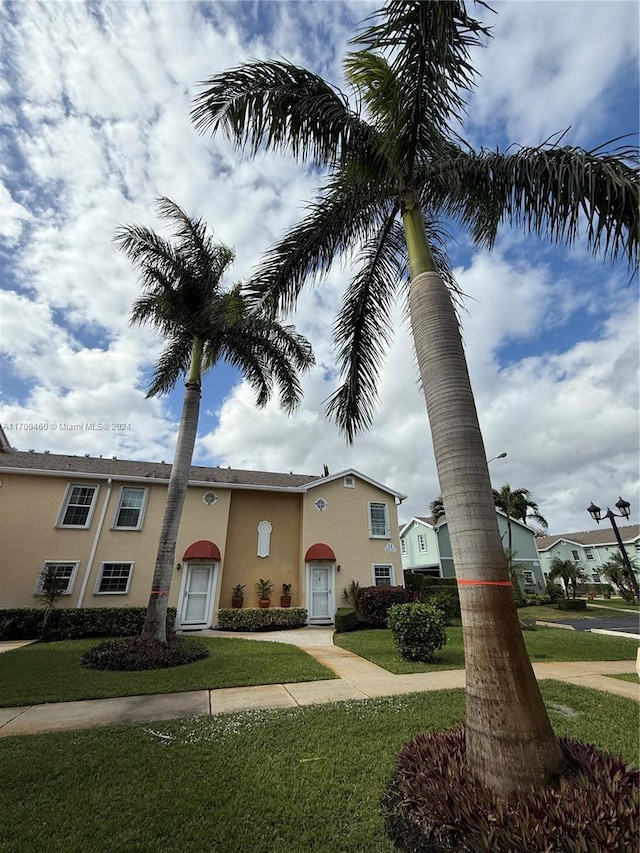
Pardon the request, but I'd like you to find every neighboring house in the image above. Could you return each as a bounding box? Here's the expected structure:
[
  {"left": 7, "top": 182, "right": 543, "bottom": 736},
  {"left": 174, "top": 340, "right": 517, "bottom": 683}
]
[
  {"left": 0, "top": 442, "right": 405, "bottom": 629},
  {"left": 536, "top": 526, "right": 640, "bottom": 586},
  {"left": 401, "top": 511, "right": 545, "bottom": 591}
]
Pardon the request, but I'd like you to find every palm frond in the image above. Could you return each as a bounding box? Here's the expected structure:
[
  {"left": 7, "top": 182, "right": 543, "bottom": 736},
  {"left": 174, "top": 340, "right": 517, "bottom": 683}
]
[
  {"left": 250, "top": 173, "right": 396, "bottom": 315},
  {"left": 146, "top": 334, "right": 194, "bottom": 397},
  {"left": 431, "top": 140, "right": 640, "bottom": 270},
  {"left": 325, "top": 211, "right": 406, "bottom": 442},
  {"left": 354, "top": 0, "right": 493, "bottom": 161},
  {"left": 192, "top": 60, "right": 371, "bottom": 166}
]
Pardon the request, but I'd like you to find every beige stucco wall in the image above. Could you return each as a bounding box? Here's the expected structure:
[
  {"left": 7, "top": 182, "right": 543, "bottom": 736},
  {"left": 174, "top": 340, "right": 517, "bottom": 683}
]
[
  {"left": 0, "top": 471, "right": 233, "bottom": 610},
  {"left": 221, "top": 490, "right": 302, "bottom": 609},
  {"left": 302, "top": 475, "right": 402, "bottom": 609}
]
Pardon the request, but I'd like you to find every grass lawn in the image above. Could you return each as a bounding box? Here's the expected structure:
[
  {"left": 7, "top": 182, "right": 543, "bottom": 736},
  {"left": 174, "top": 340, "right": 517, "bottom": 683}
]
[
  {"left": 0, "top": 636, "right": 335, "bottom": 707},
  {"left": 0, "top": 683, "right": 637, "bottom": 853},
  {"left": 519, "top": 603, "right": 639, "bottom": 621},
  {"left": 334, "top": 627, "right": 638, "bottom": 675},
  {"left": 610, "top": 672, "right": 640, "bottom": 684},
  {"left": 585, "top": 598, "right": 640, "bottom": 612}
]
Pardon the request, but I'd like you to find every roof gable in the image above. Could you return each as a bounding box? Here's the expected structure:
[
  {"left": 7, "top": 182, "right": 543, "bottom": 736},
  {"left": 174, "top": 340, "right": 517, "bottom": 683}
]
[{"left": 304, "top": 468, "right": 406, "bottom": 501}]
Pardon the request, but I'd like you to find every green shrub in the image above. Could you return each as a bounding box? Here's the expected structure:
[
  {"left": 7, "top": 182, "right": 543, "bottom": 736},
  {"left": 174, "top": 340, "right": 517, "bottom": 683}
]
[
  {"left": 382, "top": 725, "right": 639, "bottom": 853},
  {"left": 404, "top": 574, "right": 461, "bottom": 621},
  {"left": 557, "top": 599, "right": 588, "bottom": 611},
  {"left": 521, "top": 593, "right": 552, "bottom": 607},
  {"left": 81, "top": 634, "right": 208, "bottom": 671},
  {"left": 387, "top": 602, "right": 448, "bottom": 662},
  {"left": 0, "top": 608, "right": 177, "bottom": 641},
  {"left": 358, "top": 586, "right": 413, "bottom": 627},
  {"left": 334, "top": 607, "right": 359, "bottom": 633},
  {"left": 405, "top": 573, "right": 457, "bottom": 593},
  {"left": 216, "top": 607, "right": 308, "bottom": 631},
  {"left": 545, "top": 581, "right": 565, "bottom": 603}
]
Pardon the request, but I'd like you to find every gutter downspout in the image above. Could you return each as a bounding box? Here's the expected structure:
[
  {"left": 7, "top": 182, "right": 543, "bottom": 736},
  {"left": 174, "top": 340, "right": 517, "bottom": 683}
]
[{"left": 76, "top": 478, "right": 112, "bottom": 608}]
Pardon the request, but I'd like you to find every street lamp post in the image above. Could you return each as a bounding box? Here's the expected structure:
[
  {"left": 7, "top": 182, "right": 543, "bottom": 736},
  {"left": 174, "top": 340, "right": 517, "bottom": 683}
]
[{"left": 587, "top": 496, "right": 639, "bottom": 601}]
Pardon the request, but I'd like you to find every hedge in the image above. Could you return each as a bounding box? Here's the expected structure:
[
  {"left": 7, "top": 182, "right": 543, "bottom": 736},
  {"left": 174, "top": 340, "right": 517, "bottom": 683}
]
[
  {"left": 334, "top": 607, "right": 359, "bottom": 633},
  {"left": 0, "top": 607, "right": 177, "bottom": 641},
  {"left": 216, "top": 607, "right": 308, "bottom": 632},
  {"left": 556, "top": 599, "right": 588, "bottom": 611},
  {"left": 357, "top": 586, "right": 413, "bottom": 627},
  {"left": 405, "top": 573, "right": 461, "bottom": 621}
]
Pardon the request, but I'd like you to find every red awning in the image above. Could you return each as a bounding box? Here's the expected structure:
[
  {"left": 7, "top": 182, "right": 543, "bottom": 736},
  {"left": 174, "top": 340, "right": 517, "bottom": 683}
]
[
  {"left": 183, "top": 540, "right": 221, "bottom": 561},
  {"left": 304, "top": 543, "right": 336, "bottom": 561}
]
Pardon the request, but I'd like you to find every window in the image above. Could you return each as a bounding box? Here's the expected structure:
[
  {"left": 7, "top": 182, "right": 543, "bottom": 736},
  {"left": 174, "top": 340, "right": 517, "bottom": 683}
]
[
  {"left": 401, "top": 538, "right": 407, "bottom": 555},
  {"left": 571, "top": 550, "right": 579, "bottom": 561},
  {"left": 257, "top": 521, "right": 272, "bottom": 558},
  {"left": 591, "top": 572, "right": 601, "bottom": 584},
  {"left": 417, "top": 533, "right": 427, "bottom": 553},
  {"left": 372, "top": 564, "right": 394, "bottom": 586},
  {"left": 113, "top": 487, "right": 147, "bottom": 530},
  {"left": 522, "top": 571, "right": 535, "bottom": 585},
  {"left": 57, "top": 484, "right": 99, "bottom": 528},
  {"left": 343, "top": 476, "right": 355, "bottom": 488},
  {"left": 34, "top": 561, "right": 79, "bottom": 595},
  {"left": 584, "top": 548, "right": 594, "bottom": 560},
  {"left": 96, "top": 562, "right": 133, "bottom": 594},
  {"left": 368, "top": 502, "right": 390, "bottom": 538},
  {"left": 635, "top": 542, "right": 640, "bottom": 553}
]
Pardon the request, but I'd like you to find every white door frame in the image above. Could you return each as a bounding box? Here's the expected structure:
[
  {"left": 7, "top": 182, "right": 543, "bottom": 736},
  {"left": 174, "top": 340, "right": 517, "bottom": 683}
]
[
  {"left": 176, "top": 561, "right": 217, "bottom": 630},
  {"left": 306, "top": 561, "right": 335, "bottom": 624}
]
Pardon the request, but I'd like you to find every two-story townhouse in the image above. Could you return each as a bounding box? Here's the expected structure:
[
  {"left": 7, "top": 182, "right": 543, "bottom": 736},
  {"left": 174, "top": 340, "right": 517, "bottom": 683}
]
[
  {"left": 0, "top": 440, "right": 405, "bottom": 629},
  {"left": 401, "top": 510, "right": 544, "bottom": 591},
  {"left": 535, "top": 526, "right": 640, "bottom": 586}
]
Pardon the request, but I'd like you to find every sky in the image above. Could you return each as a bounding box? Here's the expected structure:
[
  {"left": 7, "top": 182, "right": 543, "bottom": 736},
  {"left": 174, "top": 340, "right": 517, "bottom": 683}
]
[{"left": 0, "top": 0, "right": 638, "bottom": 535}]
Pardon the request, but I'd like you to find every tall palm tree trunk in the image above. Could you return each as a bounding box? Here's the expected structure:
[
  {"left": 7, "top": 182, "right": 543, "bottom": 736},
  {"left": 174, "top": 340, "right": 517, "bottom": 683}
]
[
  {"left": 141, "top": 343, "right": 203, "bottom": 643},
  {"left": 404, "top": 207, "right": 563, "bottom": 794}
]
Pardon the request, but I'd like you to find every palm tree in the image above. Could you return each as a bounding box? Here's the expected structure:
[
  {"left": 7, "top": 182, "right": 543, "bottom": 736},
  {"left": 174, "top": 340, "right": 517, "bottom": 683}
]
[
  {"left": 600, "top": 551, "right": 640, "bottom": 604},
  {"left": 192, "top": 1, "right": 638, "bottom": 794},
  {"left": 548, "top": 557, "right": 586, "bottom": 600},
  {"left": 429, "top": 495, "right": 445, "bottom": 523},
  {"left": 493, "top": 484, "right": 548, "bottom": 558},
  {"left": 114, "top": 197, "right": 314, "bottom": 643}
]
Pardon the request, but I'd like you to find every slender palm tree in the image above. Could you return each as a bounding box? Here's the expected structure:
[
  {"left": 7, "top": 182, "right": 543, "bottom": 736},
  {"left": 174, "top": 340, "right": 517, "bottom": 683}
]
[
  {"left": 548, "top": 557, "right": 586, "bottom": 600},
  {"left": 600, "top": 551, "right": 640, "bottom": 604},
  {"left": 493, "top": 484, "right": 548, "bottom": 558},
  {"left": 192, "top": 1, "right": 638, "bottom": 793},
  {"left": 115, "top": 197, "right": 314, "bottom": 643}
]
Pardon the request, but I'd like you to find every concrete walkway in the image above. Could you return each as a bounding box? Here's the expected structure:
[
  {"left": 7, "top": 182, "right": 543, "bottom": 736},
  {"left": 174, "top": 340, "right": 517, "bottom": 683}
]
[{"left": 0, "top": 627, "right": 638, "bottom": 737}]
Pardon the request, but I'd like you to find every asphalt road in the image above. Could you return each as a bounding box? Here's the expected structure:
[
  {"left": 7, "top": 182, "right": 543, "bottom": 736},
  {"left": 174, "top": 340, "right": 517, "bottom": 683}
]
[{"left": 556, "top": 617, "right": 639, "bottom": 635}]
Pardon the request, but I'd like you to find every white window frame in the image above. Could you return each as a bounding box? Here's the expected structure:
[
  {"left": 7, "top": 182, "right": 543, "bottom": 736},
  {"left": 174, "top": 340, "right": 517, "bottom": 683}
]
[
  {"left": 522, "top": 570, "right": 535, "bottom": 585},
  {"left": 95, "top": 562, "right": 134, "bottom": 595},
  {"left": 591, "top": 572, "right": 601, "bottom": 584},
  {"left": 416, "top": 533, "right": 428, "bottom": 553},
  {"left": 368, "top": 501, "right": 390, "bottom": 539},
  {"left": 343, "top": 475, "right": 356, "bottom": 488},
  {"left": 571, "top": 549, "right": 580, "bottom": 561},
  {"left": 400, "top": 538, "right": 408, "bottom": 556},
  {"left": 257, "top": 520, "right": 272, "bottom": 558},
  {"left": 56, "top": 483, "right": 100, "bottom": 529},
  {"left": 34, "top": 561, "right": 80, "bottom": 596},
  {"left": 372, "top": 564, "right": 395, "bottom": 586},
  {"left": 584, "top": 548, "right": 594, "bottom": 561},
  {"left": 112, "top": 487, "right": 148, "bottom": 530},
  {"left": 634, "top": 542, "right": 640, "bottom": 553}
]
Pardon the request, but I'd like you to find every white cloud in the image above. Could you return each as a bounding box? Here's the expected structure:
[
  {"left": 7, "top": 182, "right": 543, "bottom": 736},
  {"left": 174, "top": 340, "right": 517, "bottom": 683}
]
[{"left": 0, "top": 0, "right": 637, "bottom": 539}]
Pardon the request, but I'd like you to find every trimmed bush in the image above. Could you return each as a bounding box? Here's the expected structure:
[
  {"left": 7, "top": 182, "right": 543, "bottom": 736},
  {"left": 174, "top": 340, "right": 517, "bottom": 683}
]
[
  {"left": 387, "top": 602, "right": 448, "bottom": 662},
  {"left": 81, "top": 634, "right": 208, "bottom": 671},
  {"left": 557, "top": 599, "right": 588, "bottom": 611},
  {"left": 521, "top": 593, "right": 552, "bottom": 607},
  {"left": 334, "top": 607, "right": 359, "bottom": 633},
  {"left": 405, "top": 574, "right": 461, "bottom": 621},
  {"left": 382, "top": 725, "right": 639, "bottom": 853},
  {"left": 216, "top": 607, "right": 308, "bottom": 632},
  {"left": 0, "top": 607, "right": 177, "bottom": 641},
  {"left": 545, "top": 581, "right": 565, "bottom": 603},
  {"left": 358, "top": 586, "right": 413, "bottom": 627}
]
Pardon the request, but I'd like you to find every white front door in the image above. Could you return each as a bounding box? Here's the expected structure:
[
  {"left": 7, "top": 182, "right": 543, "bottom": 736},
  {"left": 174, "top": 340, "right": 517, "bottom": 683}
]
[
  {"left": 308, "top": 563, "right": 334, "bottom": 624},
  {"left": 179, "top": 563, "right": 215, "bottom": 629}
]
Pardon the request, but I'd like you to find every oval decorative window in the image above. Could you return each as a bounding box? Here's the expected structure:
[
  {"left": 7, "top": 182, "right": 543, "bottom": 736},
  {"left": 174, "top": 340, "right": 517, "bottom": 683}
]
[
  {"left": 314, "top": 497, "right": 328, "bottom": 512},
  {"left": 202, "top": 491, "right": 218, "bottom": 506}
]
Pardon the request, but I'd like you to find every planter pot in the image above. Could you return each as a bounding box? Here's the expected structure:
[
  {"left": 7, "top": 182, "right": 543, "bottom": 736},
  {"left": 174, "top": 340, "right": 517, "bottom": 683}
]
[
  {"left": 231, "top": 597, "right": 244, "bottom": 609},
  {"left": 258, "top": 598, "right": 271, "bottom": 608},
  {"left": 280, "top": 596, "right": 292, "bottom": 608}
]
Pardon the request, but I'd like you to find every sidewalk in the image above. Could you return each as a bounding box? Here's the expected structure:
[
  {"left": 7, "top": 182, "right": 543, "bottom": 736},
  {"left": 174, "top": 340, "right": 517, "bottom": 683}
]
[{"left": 0, "top": 627, "right": 638, "bottom": 737}]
